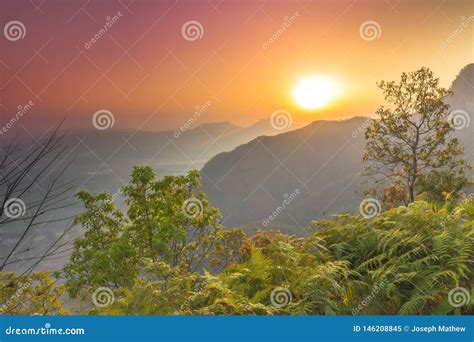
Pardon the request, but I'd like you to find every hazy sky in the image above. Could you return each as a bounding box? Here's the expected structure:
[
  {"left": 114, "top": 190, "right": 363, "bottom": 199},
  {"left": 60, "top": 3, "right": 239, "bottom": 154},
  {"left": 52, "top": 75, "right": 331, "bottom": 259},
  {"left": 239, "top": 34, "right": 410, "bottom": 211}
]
[{"left": 1, "top": 0, "right": 472, "bottom": 132}]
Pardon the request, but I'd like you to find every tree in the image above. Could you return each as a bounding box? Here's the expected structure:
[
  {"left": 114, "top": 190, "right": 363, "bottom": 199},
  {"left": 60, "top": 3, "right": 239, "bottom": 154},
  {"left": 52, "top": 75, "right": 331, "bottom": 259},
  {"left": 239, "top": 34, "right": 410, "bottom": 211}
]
[
  {"left": 0, "top": 271, "right": 67, "bottom": 315},
  {"left": 0, "top": 123, "right": 76, "bottom": 274},
  {"left": 362, "top": 67, "right": 470, "bottom": 205},
  {"left": 62, "top": 166, "right": 244, "bottom": 299}
]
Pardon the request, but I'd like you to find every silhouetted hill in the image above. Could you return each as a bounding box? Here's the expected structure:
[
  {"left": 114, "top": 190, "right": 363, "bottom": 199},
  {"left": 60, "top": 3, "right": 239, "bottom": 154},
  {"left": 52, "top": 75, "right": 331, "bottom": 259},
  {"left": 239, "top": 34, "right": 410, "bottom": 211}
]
[
  {"left": 447, "top": 63, "right": 474, "bottom": 162},
  {"left": 64, "top": 120, "right": 291, "bottom": 194},
  {"left": 201, "top": 64, "right": 474, "bottom": 232},
  {"left": 201, "top": 117, "right": 370, "bottom": 232}
]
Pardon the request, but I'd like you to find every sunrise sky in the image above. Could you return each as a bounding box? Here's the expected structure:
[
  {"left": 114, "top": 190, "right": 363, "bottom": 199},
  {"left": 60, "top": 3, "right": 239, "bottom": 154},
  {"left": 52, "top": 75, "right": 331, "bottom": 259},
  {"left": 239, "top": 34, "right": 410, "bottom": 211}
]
[{"left": 0, "top": 0, "right": 472, "bottom": 132}]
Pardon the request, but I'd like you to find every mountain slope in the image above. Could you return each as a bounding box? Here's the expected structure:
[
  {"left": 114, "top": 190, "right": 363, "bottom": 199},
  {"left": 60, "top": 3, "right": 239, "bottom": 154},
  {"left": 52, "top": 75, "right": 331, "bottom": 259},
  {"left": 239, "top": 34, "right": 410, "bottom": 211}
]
[
  {"left": 201, "top": 117, "right": 370, "bottom": 232},
  {"left": 447, "top": 63, "right": 474, "bottom": 163}
]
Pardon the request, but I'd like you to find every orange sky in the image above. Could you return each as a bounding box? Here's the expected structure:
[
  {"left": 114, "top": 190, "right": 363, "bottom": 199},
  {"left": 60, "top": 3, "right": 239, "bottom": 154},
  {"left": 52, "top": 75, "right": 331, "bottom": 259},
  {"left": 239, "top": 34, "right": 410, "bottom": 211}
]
[{"left": 0, "top": 0, "right": 473, "bottom": 132}]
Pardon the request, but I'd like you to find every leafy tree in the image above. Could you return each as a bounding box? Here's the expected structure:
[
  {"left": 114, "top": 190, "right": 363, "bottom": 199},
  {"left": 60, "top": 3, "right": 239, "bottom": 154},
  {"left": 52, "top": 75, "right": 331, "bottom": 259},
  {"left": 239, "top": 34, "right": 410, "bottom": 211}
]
[
  {"left": 62, "top": 166, "right": 244, "bottom": 301},
  {"left": 362, "top": 67, "right": 470, "bottom": 205},
  {"left": 61, "top": 192, "right": 137, "bottom": 299},
  {"left": 0, "top": 272, "right": 67, "bottom": 315}
]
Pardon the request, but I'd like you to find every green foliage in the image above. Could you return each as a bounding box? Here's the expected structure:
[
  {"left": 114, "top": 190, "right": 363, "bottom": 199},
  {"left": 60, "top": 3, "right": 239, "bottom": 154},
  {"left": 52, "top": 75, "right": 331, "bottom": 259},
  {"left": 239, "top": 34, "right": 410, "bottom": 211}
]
[
  {"left": 87, "top": 199, "right": 472, "bottom": 316},
  {"left": 6, "top": 195, "right": 471, "bottom": 316},
  {"left": 0, "top": 272, "right": 67, "bottom": 315},
  {"left": 363, "top": 67, "right": 470, "bottom": 206},
  {"left": 61, "top": 166, "right": 244, "bottom": 303}
]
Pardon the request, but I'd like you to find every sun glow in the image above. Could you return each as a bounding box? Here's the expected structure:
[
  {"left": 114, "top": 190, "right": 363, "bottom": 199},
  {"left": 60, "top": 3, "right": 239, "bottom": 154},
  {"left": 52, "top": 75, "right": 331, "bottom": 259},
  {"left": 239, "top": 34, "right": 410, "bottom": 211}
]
[{"left": 293, "top": 76, "right": 339, "bottom": 110}]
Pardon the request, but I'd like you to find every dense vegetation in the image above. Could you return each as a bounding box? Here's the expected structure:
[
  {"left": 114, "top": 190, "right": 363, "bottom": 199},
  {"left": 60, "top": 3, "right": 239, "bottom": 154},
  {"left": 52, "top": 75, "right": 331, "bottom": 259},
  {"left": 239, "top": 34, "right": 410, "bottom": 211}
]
[
  {"left": 0, "top": 166, "right": 472, "bottom": 315},
  {"left": 1, "top": 68, "right": 472, "bottom": 316}
]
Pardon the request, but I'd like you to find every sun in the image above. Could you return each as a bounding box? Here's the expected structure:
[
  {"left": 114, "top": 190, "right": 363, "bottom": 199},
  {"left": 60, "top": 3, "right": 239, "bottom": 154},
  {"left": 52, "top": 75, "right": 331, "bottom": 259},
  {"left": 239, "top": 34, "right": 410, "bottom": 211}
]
[{"left": 293, "top": 76, "right": 339, "bottom": 110}]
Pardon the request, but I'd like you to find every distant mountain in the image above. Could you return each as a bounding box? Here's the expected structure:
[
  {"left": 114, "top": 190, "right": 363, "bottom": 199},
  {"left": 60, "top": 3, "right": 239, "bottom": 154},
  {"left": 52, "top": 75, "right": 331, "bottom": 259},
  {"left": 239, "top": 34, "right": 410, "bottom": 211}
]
[
  {"left": 447, "top": 63, "right": 474, "bottom": 163},
  {"left": 0, "top": 119, "right": 291, "bottom": 272},
  {"left": 201, "top": 117, "right": 370, "bottom": 232},
  {"left": 63, "top": 120, "right": 292, "bottom": 195},
  {"left": 201, "top": 64, "right": 474, "bottom": 232}
]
